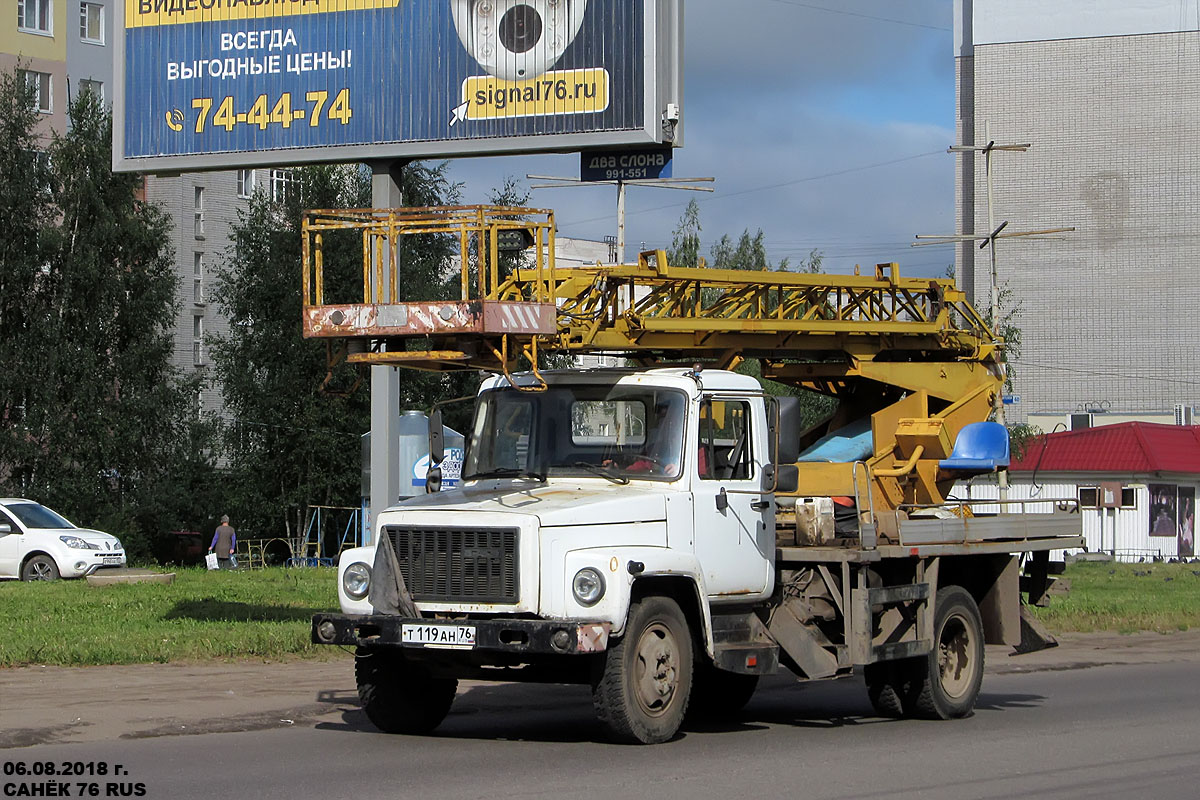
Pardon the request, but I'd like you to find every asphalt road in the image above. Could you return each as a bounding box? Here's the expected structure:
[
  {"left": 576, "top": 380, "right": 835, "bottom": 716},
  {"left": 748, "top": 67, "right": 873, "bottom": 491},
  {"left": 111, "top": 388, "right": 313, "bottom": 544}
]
[{"left": 3, "top": 657, "right": 1198, "bottom": 800}]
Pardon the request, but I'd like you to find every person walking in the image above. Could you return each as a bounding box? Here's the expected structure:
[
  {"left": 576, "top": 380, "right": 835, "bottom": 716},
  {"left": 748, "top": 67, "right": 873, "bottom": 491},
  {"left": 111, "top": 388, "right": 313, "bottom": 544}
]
[{"left": 209, "top": 515, "right": 237, "bottom": 569}]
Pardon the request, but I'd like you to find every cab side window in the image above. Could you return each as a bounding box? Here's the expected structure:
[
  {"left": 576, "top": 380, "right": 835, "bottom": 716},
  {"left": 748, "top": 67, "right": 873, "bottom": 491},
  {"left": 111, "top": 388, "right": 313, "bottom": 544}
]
[{"left": 698, "top": 400, "right": 752, "bottom": 481}]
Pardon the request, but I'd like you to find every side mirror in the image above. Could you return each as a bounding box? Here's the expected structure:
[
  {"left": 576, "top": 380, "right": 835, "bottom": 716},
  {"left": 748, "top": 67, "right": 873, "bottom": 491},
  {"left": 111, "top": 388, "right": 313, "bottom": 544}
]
[
  {"left": 429, "top": 408, "right": 445, "bottom": 466},
  {"left": 775, "top": 464, "right": 799, "bottom": 494},
  {"left": 0, "top": 523, "right": 10, "bottom": 534},
  {"left": 772, "top": 397, "right": 803, "bottom": 464}
]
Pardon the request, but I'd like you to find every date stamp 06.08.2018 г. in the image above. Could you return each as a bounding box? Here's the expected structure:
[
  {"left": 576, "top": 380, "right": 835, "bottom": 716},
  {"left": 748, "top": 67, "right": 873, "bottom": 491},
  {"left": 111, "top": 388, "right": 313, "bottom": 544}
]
[{"left": 2, "top": 762, "right": 146, "bottom": 798}]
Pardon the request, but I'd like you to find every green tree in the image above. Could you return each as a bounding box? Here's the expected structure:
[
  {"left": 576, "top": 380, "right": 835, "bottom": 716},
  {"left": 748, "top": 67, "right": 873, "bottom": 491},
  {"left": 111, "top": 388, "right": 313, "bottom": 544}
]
[
  {"left": 0, "top": 80, "right": 215, "bottom": 559},
  {"left": 211, "top": 162, "right": 470, "bottom": 539},
  {"left": 0, "top": 71, "right": 55, "bottom": 488},
  {"left": 666, "top": 199, "right": 702, "bottom": 268}
]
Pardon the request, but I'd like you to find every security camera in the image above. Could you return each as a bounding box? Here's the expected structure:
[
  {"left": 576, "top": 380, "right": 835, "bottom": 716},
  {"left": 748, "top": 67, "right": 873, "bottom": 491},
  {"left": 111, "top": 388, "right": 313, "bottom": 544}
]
[{"left": 451, "top": 0, "right": 588, "bottom": 82}]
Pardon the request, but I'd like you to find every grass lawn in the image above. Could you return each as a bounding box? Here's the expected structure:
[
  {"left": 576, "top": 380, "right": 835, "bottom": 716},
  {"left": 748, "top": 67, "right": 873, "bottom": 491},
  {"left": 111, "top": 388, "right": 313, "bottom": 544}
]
[
  {"left": 0, "top": 566, "right": 343, "bottom": 667},
  {"left": 2, "top": 561, "right": 1198, "bottom": 668},
  {"left": 1031, "top": 560, "right": 1200, "bottom": 634}
]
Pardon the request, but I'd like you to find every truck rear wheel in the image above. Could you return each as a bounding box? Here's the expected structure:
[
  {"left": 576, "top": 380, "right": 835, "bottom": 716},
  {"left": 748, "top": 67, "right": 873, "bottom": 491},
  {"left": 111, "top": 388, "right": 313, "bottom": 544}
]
[
  {"left": 355, "top": 648, "right": 457, "bottom": 734},
  {"left": 863, "top": 660, "right": 909, "bottom": 718},
  {"left": 909, "top": 586, "right": 985, "bottom": 719},
  {"left": 592, "top": 596, "right": 693, "bottom": 744}
]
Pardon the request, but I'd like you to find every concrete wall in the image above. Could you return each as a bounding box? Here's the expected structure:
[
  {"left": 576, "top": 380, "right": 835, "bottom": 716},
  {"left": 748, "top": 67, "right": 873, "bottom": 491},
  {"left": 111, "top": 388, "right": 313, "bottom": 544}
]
[{"left": 956, "top": 3, "right": 1200, "bottom": 420}]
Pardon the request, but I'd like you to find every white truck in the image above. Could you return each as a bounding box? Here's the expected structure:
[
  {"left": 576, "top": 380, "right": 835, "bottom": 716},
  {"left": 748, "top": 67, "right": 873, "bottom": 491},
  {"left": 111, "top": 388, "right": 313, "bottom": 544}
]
[
  {"left": 312, "top": 367, "right": 1079, "bottom": 744},
  {"left": 302, "top": 206, "right": 1080, "bottom": 743}
]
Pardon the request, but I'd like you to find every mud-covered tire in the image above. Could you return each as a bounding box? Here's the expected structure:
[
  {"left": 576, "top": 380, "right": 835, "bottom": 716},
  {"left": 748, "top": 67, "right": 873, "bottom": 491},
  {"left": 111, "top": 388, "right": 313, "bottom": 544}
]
[
  {"left": 909, "top": 586, "right": 985, "bottom": 720},
  {"left": 864, "top": 660, "right": 910, "bottom": 718},
  {"left": 592, "top": 596, "right": 693, "bottom": 744},
  {"left": 354, "top": 648, "right": 457, "bottom": 734},
  {"left": 687, "top": 662, "right": 758, "bottom": 720},
  {"left": 21, "top": 555, "right": 59, "bottom": 581}
]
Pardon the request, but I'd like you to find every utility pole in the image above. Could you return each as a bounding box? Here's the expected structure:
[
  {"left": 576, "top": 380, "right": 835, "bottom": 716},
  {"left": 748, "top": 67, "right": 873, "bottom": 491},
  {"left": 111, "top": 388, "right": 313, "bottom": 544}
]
[
  {"left": 915, "top": 122, "right": 1074, "bottom": 509},
  {"left": 527, "top": 174, "right": 714, "bottom": 263}
]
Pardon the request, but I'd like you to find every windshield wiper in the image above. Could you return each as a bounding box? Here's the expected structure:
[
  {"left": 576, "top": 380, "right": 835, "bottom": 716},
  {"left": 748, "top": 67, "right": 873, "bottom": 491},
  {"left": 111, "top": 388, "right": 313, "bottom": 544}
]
[
  {"left": 463, "top": 467, "right": 547, "bottom": 482},
  {"left": 571, "top": 462, "right": 630, "bottom": 485}
]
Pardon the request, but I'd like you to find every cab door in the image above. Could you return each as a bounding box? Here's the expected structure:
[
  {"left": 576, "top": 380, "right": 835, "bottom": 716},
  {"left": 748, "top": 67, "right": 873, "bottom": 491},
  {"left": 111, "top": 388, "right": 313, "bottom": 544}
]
[{"left": 691, "top": 398, "right": 773, "bottom": 599}]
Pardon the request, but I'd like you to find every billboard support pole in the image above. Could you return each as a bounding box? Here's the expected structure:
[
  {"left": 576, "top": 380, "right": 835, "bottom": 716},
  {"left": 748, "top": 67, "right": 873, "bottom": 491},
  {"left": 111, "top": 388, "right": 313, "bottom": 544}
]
[
  {"left": 367, "top": 160, "right": 407, "bottom": 545},
  {"left": 616, "top": 181, "right": 627, "bottom": 264}
]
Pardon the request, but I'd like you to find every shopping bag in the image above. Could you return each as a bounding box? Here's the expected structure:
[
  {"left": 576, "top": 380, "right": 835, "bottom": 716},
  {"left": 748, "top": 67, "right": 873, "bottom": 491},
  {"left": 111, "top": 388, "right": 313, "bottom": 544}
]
[{"left": 205, "top": 552, "right": 219, "bottom": 570}]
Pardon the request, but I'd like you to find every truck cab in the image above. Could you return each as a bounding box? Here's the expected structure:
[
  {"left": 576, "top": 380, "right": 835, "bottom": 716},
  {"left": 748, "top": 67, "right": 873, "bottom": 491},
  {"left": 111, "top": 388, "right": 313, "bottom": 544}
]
[{"left": 316, "top": 367, "right": 792, "bottom": 742}]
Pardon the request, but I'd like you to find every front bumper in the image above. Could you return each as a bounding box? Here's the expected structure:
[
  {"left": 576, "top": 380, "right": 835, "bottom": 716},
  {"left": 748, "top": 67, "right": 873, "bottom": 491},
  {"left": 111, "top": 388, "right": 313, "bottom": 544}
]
[
  {"left": 311, "top": 613, "right": 611, "bottom": 655},
  {"left": 61, "top": 557, "right": 127, "bottom": 578}
]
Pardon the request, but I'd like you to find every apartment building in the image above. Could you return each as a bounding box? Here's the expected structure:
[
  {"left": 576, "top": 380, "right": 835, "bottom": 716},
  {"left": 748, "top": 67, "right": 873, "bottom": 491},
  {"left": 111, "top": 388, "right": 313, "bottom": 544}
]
[
  {"left": 3, "top": 0, "right": 253, "bottom": 418},
  {"left": 3, "top": 0, "right": 69, "bottom": 136},
  {"left": 955, "top": 1, "right": 1200, "bottom": 423}
]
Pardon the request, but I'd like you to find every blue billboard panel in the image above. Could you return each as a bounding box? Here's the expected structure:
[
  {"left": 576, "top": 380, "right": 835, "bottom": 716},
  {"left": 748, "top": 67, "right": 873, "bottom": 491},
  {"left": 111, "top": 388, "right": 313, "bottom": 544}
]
[{"left": 115, "top": 0, "right": 680, "bottom": 171}]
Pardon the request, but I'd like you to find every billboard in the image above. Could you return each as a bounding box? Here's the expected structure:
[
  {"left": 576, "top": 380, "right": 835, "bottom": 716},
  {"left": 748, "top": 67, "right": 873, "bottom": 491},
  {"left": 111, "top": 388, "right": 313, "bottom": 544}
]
[{"left": 114, "top": 0, "right": 682, "bottom": 172}]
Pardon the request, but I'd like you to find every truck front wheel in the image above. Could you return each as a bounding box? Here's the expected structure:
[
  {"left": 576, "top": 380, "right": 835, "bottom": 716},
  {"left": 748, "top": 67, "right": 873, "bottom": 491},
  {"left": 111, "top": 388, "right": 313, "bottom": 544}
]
[
  {"left": 909, "top": 585, "right": 985, "bottom": 719},
  {"left": 354, "top": 647, "right": 457, "bottom": 734},
  {"left": 592, "top": 596, "right": 693, "bottom": 744}
]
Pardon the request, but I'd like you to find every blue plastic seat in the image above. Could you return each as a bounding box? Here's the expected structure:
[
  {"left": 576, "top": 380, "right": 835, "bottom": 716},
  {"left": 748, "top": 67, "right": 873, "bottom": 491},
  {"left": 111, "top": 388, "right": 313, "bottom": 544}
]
[{"left": 938, "top": 421, "right": 1010, "bottom": 472}]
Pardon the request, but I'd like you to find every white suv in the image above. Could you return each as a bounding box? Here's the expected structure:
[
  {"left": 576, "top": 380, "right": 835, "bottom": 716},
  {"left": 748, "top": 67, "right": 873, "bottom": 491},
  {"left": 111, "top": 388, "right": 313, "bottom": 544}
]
[{"left": 0, "top": 499, "right": 127, "bottom": 581}]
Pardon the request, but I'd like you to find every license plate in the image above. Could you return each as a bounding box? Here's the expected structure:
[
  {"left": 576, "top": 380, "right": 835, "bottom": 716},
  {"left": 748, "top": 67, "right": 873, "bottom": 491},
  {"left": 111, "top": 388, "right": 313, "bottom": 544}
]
[
  {"left": 101, "top": 557, "right": 122, "bottom": 565},
  {"left": 401, "top": 624, "right": 476, "bottom": 649}
]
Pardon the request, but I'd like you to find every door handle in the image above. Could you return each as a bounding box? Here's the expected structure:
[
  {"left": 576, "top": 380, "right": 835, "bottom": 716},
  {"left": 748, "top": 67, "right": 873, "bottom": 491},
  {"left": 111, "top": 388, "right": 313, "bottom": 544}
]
[{"left": 750, "top": 499, "right": 772, "bottom": 511}]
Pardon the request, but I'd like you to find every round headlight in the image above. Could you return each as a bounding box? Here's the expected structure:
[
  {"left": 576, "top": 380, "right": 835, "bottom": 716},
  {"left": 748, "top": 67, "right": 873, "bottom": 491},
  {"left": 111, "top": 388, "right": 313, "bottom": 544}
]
[
  {"left": 342, "top": 562, "right": 372, "bottom": 600},
  {"left": 572, "top": 567, "right": 606, "bottom": 607}
]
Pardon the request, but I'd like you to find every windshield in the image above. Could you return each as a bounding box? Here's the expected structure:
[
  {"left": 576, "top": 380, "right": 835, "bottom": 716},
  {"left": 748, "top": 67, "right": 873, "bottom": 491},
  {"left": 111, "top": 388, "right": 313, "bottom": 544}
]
[
  {"left": 463, "top": 384, "right": 688, "bottom": 482},
  {"left": 4, "top": 502, "right": 75, "bottom": 529}
]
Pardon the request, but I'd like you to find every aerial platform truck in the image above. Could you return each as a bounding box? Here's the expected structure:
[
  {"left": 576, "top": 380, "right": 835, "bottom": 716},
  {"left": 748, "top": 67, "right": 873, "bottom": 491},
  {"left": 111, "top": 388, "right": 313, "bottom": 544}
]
[{"left": 304, "top": 206, "right": 1080, "bottom": 744}]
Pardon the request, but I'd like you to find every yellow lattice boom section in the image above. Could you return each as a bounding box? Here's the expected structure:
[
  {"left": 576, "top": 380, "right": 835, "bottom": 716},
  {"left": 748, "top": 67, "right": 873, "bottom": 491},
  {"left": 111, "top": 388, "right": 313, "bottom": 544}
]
[
  {"left": 301, "top": 205, "right": 1010, "bottom": 517},
  {"left": 303, "top": 206, "right": 1001, "bottom": 393}
]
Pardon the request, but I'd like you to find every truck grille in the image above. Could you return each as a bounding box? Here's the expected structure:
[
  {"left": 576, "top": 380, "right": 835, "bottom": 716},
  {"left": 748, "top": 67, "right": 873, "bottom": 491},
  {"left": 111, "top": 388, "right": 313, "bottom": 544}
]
[{"left": 384, "top": 526, "right": 519, "bottom": 604}]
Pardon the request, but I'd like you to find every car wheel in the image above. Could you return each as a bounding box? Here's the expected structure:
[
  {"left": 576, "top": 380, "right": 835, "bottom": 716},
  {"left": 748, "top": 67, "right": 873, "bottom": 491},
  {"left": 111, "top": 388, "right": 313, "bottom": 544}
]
[{"left": 22, "top": 555, "right": 60, "bottom": 581}]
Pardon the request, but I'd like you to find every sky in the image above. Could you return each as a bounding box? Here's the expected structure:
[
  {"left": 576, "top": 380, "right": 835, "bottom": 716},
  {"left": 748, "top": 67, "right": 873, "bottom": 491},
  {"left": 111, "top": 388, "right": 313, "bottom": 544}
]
[{"left": 445, "top": 0, "right": 959, "bottom": 277}]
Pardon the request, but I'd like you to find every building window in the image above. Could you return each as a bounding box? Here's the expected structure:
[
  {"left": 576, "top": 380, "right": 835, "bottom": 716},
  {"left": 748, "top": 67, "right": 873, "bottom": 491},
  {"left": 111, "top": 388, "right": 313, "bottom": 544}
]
[
  {"left": 1121, "top": 488, "right": 1137, "bottom": 508},
  {"left": 78, "top": 78, "right": 103, "bottom": 102},
  {"left": 236, "top": 168, "right": 255, "bottom": 199},
  {"left": 195, "top": 386, "right": 204, "bottom": 419},
  {"left": 79, "top": 1, "right": 102, "bottom": 43},
  {"left": 192, "top": 315, "right": 204, "bottom": 365},
  {"left": 1077, "top": 487, "right": 1099, "bottom": 508},
  {"left": 193, "top": 252, "right": 204, "bottom": 304},
  {"left": 193, "top": 186, "right": 205, "bottom": 238},
  {"left": 271, "top": 169, "right": 295, "bottom": 203},
  {"left": 19, "top": 70, "right": 52, "bottom": 114},
  {"left": 18, "top": 0, "right": 52, "bottom": 34}
]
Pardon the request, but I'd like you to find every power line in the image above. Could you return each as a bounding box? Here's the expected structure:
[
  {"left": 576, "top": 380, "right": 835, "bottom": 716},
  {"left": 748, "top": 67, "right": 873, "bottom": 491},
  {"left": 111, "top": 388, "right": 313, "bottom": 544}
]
[
  {"left": 759, "top": 0, "right": 951, "bottom": 32},
  {"left": 557, "top": 150, "right": 945, "bottom": 227}
]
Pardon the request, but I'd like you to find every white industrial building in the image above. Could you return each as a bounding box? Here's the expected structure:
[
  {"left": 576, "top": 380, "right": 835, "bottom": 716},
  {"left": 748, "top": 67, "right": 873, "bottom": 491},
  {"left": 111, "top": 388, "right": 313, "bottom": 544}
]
[
  {"left": 959, "top": 422, "right": 1199, "bottom": 562},
  {"left": 954, "top": 1, "right": 1200, "bottom": 424}
]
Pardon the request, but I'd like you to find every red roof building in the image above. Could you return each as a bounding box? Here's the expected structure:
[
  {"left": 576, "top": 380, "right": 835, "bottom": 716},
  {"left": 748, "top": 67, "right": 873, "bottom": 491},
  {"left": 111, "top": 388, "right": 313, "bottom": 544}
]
[
  {"left": 1011, "top": 423, "right": 1200, "bottom": 475},
  {"left": 959, "top": 423, "right": 1198, "bottom": 562}
]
